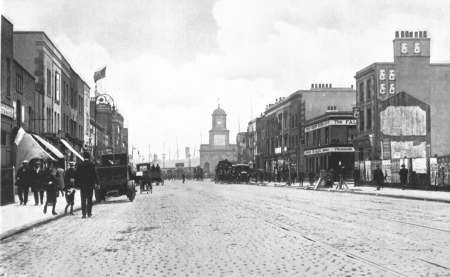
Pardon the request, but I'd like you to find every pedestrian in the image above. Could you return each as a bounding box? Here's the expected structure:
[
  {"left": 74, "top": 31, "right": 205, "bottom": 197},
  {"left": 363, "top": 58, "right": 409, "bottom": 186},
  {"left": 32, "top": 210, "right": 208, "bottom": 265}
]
[
  {"left": 31, "top": 160, "right": 45, "bottom": 205},
  {"left": 43, "top": 160, "right": 58, "bottom": 215},
  {"left": 298, "top": 171, "right": 304, "bottom": 186},
  {"left": 56, "top": 162, "right": 65, "bottom": 197},
  {"left": 16, "top": 160, "right": 31, "bottom": 205},
  {"left": 373, "top": 165, "right": 384, "bottom": 191},
  {"left": 308, "top": 172, "right": 315, "bottom": 186},
  {"left": 76, "top": 152, "right": 98, "bottom": 218},
  {"left": 182, "top": 173, "right": 186, "bottom": 184},
  {"left": 399, "top": 164, "right": 408, "bottom": 190},
  {"left": 64, "top": 161, "right": 77, "bottom": 215}
]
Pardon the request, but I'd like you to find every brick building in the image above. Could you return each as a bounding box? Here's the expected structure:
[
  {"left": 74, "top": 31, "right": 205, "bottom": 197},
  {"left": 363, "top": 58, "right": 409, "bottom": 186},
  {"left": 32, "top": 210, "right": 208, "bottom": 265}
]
[
  {"left": 256, "top": 84, "right": 355, "bottom": 176},
  {"left": 304, "top": 111, "right": 357, "bottom": 178},
  {"left": 13, "top": 31, "right": 89, "bottom": 153},
  {"left": 354, "top": 31, "right": 450, "bottom": 186}
]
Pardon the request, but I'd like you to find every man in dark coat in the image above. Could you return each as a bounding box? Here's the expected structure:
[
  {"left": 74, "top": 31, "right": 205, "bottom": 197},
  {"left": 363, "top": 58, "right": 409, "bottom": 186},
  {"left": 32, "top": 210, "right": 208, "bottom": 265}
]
[
  {"left": 43, "top": 161, "right": 58, "bottom": 215},
  {"left": 399, "top": 164, "right": 408, "bottom": 190},
  {"left": 373, "top": 165, "right": 384, "bottom": 191},
  {"left": 16, "top": 160, "right": 30, "bottom": 205},
  {"left": 30, "top": 160, "right": 45, "bottom": 205},
  {"left": 76, "top": 152, "right": 98, "bottom": 218}
]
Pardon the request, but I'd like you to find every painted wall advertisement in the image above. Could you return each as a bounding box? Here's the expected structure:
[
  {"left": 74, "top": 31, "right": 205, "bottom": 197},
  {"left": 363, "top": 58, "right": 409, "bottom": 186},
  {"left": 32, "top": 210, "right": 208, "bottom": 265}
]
[
  {"left": 390, "top": 141, "right": 426, "bottom": 159},
  {"left": 380, "top": 106, "right": 426, "bottom": 136}
]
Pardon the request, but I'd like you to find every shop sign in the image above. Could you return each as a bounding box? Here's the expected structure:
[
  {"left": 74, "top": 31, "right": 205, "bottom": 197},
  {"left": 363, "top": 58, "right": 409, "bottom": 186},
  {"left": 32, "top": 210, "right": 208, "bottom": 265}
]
[
  {"left": 304, "top": 146, "right": 355, "bottom": 156},
  {"left": 1, "top": 103, "right": 14, "bottom": 118},
  {"left": 305, "top": 119, "right": 356, "bottom": 132}
]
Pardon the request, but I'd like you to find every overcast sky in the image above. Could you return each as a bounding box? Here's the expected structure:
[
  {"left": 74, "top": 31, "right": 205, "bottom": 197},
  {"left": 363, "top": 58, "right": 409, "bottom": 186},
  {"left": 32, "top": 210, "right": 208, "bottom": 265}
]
[{"left": 2, "top": 0, "right": 450, "bottom": 160}]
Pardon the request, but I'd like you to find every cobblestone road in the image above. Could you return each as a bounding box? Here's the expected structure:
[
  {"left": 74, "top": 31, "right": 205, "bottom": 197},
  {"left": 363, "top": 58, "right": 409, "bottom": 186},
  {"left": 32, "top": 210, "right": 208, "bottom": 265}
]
[{"left": 1, "top": 181, "right": 449, "bottom": 277}]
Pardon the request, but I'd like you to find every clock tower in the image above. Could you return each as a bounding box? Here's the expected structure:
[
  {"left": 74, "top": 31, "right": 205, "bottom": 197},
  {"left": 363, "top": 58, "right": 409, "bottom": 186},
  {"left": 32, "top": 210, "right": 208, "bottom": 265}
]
[
  {"left": 200, "top": 105, "right": 238, "bottom": 176},
  {"left": 209, "top": 105, "right": 230, "bottom": 146}
]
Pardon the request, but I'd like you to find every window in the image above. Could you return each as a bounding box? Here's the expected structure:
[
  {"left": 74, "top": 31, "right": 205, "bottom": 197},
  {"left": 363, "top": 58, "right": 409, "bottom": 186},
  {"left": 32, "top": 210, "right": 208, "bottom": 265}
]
[
  {"left": 359, "top": 109, "right": 364, "bottom": 131},
  {"left": 366, "top": 79, "right": 371, "bottom": 100},
  {"left": 367, "top": 108, "right": 372, "bottom": 130},
  {"left": 325, "top": 127, "right": 329, "bottom": 145},
  {"left": 55, "top": 72, "right": 60, "bottom": 102},
  {"left": 359, "top": 82, "right": 364, "bottom": 103},
  {"left": 47, "top": 69, "right": 51, "bottom": 96},
  {"left": 6, "top": 58, "right": 11, "bottom": 96},
  {"left": 1, "top": 130, "right": 7, "bottom": 145},
  {"left": 28, "top": 107, "right": 33, "bottom": 131},
  {"left": 327, "top": 106, "right": 337, "bottom": 111},
  {"left": 16, "top": 72, "right": 23, "bottom": 93}
]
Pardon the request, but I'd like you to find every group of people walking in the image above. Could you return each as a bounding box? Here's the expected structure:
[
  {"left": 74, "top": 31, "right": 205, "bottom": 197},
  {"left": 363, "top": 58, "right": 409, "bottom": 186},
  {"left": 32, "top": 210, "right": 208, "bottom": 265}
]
[{"left": 15, "top": 151, "right": 98, "bottom": 218}]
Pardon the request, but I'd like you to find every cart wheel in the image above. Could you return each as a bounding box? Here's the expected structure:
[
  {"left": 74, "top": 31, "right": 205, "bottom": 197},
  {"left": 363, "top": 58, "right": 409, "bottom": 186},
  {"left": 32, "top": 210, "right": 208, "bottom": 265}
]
[{"left": 127, "top": 189, "right": 136, "bottom": 202}]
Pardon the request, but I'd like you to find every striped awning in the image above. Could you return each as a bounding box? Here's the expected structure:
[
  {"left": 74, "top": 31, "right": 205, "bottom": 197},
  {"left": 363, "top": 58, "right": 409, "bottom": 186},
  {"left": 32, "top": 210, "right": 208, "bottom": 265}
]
[
  {"left": 32, "top": 134, "right": 64, "bottom": 159},
  {"left": 60, "top": 139, "right": 84, "bottom": 161}
]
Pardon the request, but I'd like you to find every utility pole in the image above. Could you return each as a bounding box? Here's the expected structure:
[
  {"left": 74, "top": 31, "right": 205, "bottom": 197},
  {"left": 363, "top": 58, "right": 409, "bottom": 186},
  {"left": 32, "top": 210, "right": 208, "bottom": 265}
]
[{"left": 176, "top": 137, "right": 179, "bottom": 160}]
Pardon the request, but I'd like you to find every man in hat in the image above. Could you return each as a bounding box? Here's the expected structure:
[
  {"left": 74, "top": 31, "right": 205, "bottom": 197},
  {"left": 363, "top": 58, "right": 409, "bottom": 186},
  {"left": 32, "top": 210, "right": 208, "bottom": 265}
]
[
  {"left": 399, "top": 164, "right": 408, "bottom": 190},
  {"left": 76, "top": 152, "right": 98, "bottom": 218},
  {"left": 16, "top": 160, "right": 30, "bottom": 205},
  {"left": 31, "top": 160, "right": 45, "bottom": 205},
  {"left": 373, "top": 165, "right": 384, "bottom": 191}
]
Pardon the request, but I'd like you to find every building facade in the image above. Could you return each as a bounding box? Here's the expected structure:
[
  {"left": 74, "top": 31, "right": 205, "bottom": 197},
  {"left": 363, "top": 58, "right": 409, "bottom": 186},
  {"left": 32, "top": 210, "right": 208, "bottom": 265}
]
[
  {"left": 256, "top": 84, "right": 356, "bottom": 176},
  {"left": 304, "top": 111, "right": 357, "bottom": 178},
  {"left": 354, "top": 31, "right": 450, "bottom": 186},
  {"left": 236, "top": 132, "right": 249, "bottom": 163},
  {"left": 200, "top": 105, "right": 237, "bottom": 176}
]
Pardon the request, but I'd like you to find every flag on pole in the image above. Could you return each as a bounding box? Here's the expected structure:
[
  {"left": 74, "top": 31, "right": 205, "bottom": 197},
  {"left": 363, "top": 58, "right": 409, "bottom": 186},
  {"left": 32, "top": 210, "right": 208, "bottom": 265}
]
[{"left": 94, "top": 66, "right": 106, "bottom": 82}]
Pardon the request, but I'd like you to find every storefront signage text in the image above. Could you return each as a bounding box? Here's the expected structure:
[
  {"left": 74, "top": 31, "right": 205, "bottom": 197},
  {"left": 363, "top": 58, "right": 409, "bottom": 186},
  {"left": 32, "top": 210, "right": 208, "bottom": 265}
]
[{"left": 305, "top": 119, "right": 356, "bottom": 133}]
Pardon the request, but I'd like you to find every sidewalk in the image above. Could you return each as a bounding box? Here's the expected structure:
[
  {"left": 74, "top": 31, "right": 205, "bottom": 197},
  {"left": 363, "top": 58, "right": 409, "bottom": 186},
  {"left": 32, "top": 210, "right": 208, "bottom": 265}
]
[
  {"left": 0, "top": 192, "right": 81, "bottom": 240},
  {"left": 250, "top": 181, "right": 450, "bottom": 203}
]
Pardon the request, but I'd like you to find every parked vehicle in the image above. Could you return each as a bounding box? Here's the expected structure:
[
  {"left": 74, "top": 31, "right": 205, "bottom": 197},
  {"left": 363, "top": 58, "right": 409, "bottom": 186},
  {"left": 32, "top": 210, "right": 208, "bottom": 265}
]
[
  {"left": 232, "top": 164, "right": 250, "bottom": 183},
  {"left": 136, "top": 163, "right": 152, "bottom": 193},
  {"left": 215, "top": 159, "right": 234, "bottom": 183},
  {"left": 95, "top": 153, "right": 136, "bottom": 202}
]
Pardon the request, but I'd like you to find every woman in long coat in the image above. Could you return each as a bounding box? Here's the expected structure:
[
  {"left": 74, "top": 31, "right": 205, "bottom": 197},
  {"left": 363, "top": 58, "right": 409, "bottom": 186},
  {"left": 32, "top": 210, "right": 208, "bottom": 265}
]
[{"left": 43, "top": 161, "right": 58, "bottom": 215}]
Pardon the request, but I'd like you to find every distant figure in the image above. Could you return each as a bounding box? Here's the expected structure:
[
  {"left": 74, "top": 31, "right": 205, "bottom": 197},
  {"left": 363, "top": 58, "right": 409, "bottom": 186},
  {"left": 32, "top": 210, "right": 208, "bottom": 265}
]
[
  {"left": 182, "top": 173, "right": 186, "bottom": 184},
  {"left": 373, "top": 165, "right": 384, "bottom": 191},
  {"left": 308, "top": 172, "right": 315, "bottom": 186},
  {"left": 16, "top": 160, "right": 30, "bottom": 205},
  {"left": 399, "top": 164, "right": 408, "bottom": 190}
]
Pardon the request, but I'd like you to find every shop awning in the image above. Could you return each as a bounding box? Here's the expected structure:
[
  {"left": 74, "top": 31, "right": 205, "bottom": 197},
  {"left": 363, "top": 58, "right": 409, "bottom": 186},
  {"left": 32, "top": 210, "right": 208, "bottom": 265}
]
[
  {"left": 16, "top": 133, "right": 55, "bottom": 167},
  {"left": 32, "top": 134, "right": 64, "bottom": 159},
  {"left": 60, "top": 139, "right": 84, "bottom": 161}
]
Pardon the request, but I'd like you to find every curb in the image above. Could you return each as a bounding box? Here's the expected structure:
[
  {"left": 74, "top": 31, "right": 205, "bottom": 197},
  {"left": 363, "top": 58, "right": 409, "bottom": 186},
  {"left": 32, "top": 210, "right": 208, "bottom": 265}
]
[
  {"left": 248, "top": 183, "right": 450, "bottom": 204},
  {"left": 0, "top": 206, "right": 82, "bottom": 241},
  {"left": 293, "top": 186, "right": 450, "bottom": 204}
]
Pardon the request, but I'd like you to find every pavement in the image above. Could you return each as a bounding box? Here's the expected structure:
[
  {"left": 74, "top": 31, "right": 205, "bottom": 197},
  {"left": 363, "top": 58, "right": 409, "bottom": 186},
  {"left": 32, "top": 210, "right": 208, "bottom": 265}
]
[
  {"left": 1, "top": 180, "right": 450, "bottom": 276},
  {"left": 0, "top": 192, "right": 82, "bottom": 240},
  {"left": 255, "top": 181, "right": 450, "bottom": 203}
]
